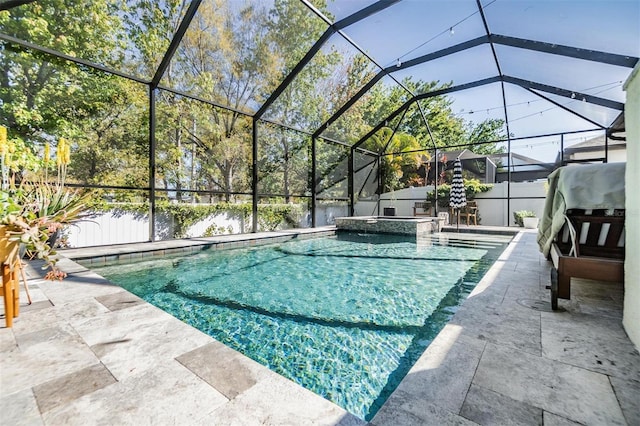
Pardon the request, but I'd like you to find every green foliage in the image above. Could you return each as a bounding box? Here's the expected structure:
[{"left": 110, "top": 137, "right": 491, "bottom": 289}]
[
  {"left": 361, "top": 127, "right": 423, "bottom": 192},
  {"left": 162, "top": 202, "right": 239, "bottom": 237},
  {"left": 0, "top": 1, "right": 124, "bottom": 142},
  {"left": 1, "top": 135, "right": 42, "bottom": 175},
  {"left": 0, "top": 189, "right": 21, "bottom": 217},
  {"left": 427, "top": 179, "right": 493, "bottom": 207},
  {"left": 1, "top": 0, "right": 508, "bottom": 208},
  {"left": 203, "top": 223, "right": 234, "bottom": 237},
  {"left": 1, "top": 180, "right": 92, "bottom": 278},
  {"left": 513, "top": 210, "right": 537, "bottom": 227},
  {"left": 465, "top": 119, "right": 508, "bottom": 155},
  {"left": 92, "top": 201, "right": 302, "bottom": 237}
]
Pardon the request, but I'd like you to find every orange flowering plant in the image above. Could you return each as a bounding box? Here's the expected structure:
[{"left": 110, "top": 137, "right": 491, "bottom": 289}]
[{"left": 0, "top": 126, "right": 91, "bottom": 280}]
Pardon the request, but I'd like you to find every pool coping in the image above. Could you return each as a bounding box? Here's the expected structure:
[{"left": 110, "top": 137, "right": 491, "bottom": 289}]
[
  {"left": 62, "top": 224, "right": 522, "bottom": 266},
  {"left": 61, "top": 226, "right": 337, "bottom": 266}
]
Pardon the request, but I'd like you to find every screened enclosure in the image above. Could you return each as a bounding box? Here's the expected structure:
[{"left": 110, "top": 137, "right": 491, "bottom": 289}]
[{"left": 0, "top": 0, "right": 637, "bottom": 245}]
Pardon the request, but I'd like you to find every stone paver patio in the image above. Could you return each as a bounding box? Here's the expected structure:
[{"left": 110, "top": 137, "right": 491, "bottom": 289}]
[{"left": 1, "top": 228, "right": 638, "bottom": 425}]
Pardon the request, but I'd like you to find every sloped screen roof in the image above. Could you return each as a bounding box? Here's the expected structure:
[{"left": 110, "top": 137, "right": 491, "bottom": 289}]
[{"left": 0, "top": 0, "right": 637, "bottom": 157}]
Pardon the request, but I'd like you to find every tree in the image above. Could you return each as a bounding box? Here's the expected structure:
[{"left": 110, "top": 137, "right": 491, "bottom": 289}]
[
  {"left": 465, "top": 119, "right": 507, "bottom": 155},
  {"left": 0, "top": 1, "right": 124, "bottom": 145},
  {"left": 182, "top": 100, "right": 252, "bottom": 202},
  {"left": 69, "top": 78, "right": 149, "bottom": 189},
  {"left": 258, "top": 0, "right": 338, "bottom": 201},
  {"left": 121, "top": 0, "right": 189, "bottom": 79},
  {"left": 0, "top": 1, "right": 155, "bottom": 194},
  {"left": 152, "top": 1, "right": 281, "bottom": 199},
  {"left": 361, "top": 127, "right": 423, "bottom": 193}
]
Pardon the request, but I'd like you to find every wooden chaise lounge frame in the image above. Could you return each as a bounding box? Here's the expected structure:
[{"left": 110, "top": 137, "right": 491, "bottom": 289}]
[{"left": 548, "top": 209, "right": 625, "bottom": 310}]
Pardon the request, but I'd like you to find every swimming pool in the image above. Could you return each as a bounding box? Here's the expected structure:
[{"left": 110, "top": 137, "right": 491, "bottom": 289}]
[{"left": 90, "top": 231, "right": 511, "bottom": 420}]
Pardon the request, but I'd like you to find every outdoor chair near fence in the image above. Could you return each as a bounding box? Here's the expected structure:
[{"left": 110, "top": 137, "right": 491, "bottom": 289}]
[{"left": 451, "top": 201, "right": 478, "bottom": 225}]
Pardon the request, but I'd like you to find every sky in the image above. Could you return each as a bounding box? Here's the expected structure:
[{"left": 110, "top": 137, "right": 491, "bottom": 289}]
[{"left": 320, "top": 0, "right": 639, "bottom": 162}]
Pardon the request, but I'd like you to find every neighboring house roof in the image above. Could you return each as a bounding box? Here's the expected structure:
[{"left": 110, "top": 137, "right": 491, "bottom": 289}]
[
  {"left": 564, "top": 134, "right": 627, "bottom": 153},
  {"left": 490, "top": 152, "right": 553, "bottom": 170},
  {"left": 431, "top": 149, "right": 496, "bottom": 165}
]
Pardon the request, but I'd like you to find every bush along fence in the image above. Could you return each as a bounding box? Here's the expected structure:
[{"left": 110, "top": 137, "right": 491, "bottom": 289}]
[{"left": 64, "top": 202, "right": 305, "bottom": 247}]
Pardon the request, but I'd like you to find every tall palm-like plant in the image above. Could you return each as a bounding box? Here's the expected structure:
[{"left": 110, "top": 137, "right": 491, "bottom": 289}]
[
  {"left": 362, "top": 127, "right": 424, "bottom": 194},
  {"left": 1, "top": 129, "right": 92, "bottom": 279}
]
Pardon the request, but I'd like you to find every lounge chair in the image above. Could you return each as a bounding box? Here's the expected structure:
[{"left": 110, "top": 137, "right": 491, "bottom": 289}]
[
  {"left": 548, "top": 209, "right": 625, "bottom": 309},
  {"left": 538, "top": 163, "right": 626, "bottom": 310}
]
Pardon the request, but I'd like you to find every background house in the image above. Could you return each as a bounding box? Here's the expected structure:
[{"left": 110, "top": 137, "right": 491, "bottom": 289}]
[{"left": 561, "top": 134, "right": 627, "bottom": 163}]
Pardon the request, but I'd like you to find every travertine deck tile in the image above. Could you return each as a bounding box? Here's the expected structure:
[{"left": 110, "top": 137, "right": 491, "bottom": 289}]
[
  {"left": 609, "top": 375, "right": 640, "bottom": 426},
  {"left": 371, "top": 392, "right": 477, "bottom": 426},
  {"left": 451, "top": 301, "right": 542, "bottom": 356},
  {"left": 42, "top": 361, "right": 228, "bottom": 425},
  {"left": 177, "top": 341, "right": 273, "bottom": 399},
  {"left": 72, "top": 303, "right": 211, "bottom": 380},
  {"left": 210, "top": 375, "right": 364, "bottom": 426},
  {"left": 473, "top": 343, "right": 627, "bottom": 425},
  {"left": 95, "top": 291, "right": 145, "bottom": 311},
  {"left": 541, "top": 310, "right": 640, "bottom": 378},
  {"left": 0, "top": 388, "right": 43, "bottom": 426},
  {"left": 460, "top": 383, "right": 542, "bottom": 425},
  {"left": 33, "top": 363, "right": 116, "bottom": 413},
  {"left": 542, "top": 411, "right": 583, "bottom": 426},
  {"left": 384, "top": 325, "right": 486, "bottom": 414},
  {"left": 2, "top": 324, "right": 98, "bottom": 395}
]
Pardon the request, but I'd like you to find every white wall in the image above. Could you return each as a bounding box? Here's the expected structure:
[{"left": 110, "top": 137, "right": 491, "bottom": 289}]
[
  {"left": 66, "top": 204, "right": 349, "bottom": 247},
  {"left": 623, "top": 63, "right": 640, "bottom": 350},
  {"left": 354, "top": 182, "right": 547, "bottom": 226},
  {"left": 67, "top": 211, "right": 149, "bottom": 247},
  {"left": 316, "top": 204, "right": 349, "bottom": 226},
  {"left": 475, "top": 181, "right": 547, "bottom": 226}
]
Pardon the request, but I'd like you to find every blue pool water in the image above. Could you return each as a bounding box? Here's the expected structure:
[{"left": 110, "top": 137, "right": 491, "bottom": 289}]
[{"left": 91, "top": 232, "right": 510, "bottom": 420}]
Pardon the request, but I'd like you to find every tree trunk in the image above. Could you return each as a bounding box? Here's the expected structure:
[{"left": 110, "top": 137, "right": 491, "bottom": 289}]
[
  {"left": 175, "top": 123, "right": 182, "bottom": 201},
  {"left": 283, "top": 139, "right": 290, "bottom": 203},
  {"left": 224, "top": 163, "right": 233, "bottom": 203}
]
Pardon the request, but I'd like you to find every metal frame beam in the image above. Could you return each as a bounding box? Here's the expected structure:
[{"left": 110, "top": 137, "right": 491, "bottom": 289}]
[
  {"left": 149, "top": 88, "right": 157, "bottom": 241},
  {"left": 0, "top": 0, "right": 35, "bottom": 11},
  {"left": 334, "top": 0, "right": 401, "bottom": 30},
  {"left": 0, "top": 33, "right": 149, "bottom": 84},
  {"left": 313, "top": 37, "right": 490, "bottom": 139},
  {"left": 151, "top": 0, "right": 202, "bottom": 88},
  {"left": 312, "top": 31, "right": 637, "bottom": 142},
  {"left": 388, "top": 36, "right": 489, "bottom": 72},
  {"left": 311, "top": 136, "right": 317, "bottom": 227},
  {"left": 256, "top": 27, "right": 335, "bottom": 119},
  {"left": 416, "top": 100, "right": 437, "bottom": 149},
  {"left": 415, "top": 76, "right": 502, "bottom": 101},
  {"left": 156, "top": 84, "right": 252, "bottom": 117},
  {"left": 503, "top": 76, "right": 625, "bottom": 110},
  {"left": 252, "top": 118, "right": 259, "bottom": 232},
  {"left": 276, "top": 1, "right": 400, "bottom": 135},
  {"left": 476, "top": 0, "right": 510, "bottom": 225},
  {"left": 521, "top": 87, "right": 605, "bottom": 129},
  {"left": 381, "top": 108, "right": 409, "bottom": 154},
  {"left": 490, "top": 34, "right": 639, "bottom": 68}
]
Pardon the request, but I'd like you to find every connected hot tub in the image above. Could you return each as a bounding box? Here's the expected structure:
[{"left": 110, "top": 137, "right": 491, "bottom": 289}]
[{"left": 334, "top": 216, "right": 444, "bottom": 237}]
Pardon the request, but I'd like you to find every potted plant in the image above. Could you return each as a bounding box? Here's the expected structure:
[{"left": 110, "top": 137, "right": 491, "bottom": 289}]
[
  {"left": 1, "top": 129, "right": 91, "bottom": 279},
  {"left": 514, "top": 210, "right": 538, "bottom": 229}
]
